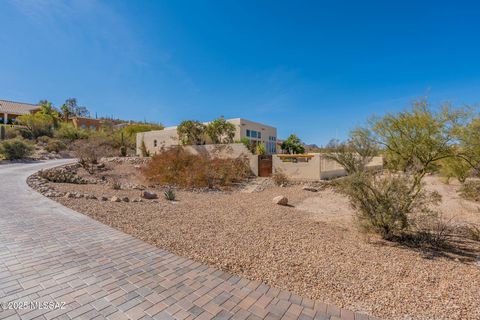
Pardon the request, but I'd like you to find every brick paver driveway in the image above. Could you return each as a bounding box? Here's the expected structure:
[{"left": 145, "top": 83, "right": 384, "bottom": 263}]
[{"left": 0, "top": 160, "right": 375, "bottom": 320}]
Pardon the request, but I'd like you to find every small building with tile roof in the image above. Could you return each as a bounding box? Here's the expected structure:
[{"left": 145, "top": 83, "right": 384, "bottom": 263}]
[{"left": 0, "top": 99, "right": 41, "bottom": 124}]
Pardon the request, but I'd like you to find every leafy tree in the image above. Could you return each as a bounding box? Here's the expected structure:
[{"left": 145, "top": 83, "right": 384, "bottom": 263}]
[
  {"left": 328, "top": 100, "right": 468, "bottom": 240},
  {"left": 177, "top": 120, "right": 206, "bottom": 145},
  {"left": 439, "top": 156, "right": 471, "bottom": 183},
  {"left": 205, "top": 117, "right": 236, "bottom": 144},
  {"left": 60, "top": 98, "right": 89, "bottom": 121},
  {"left": 15, "top": 113, "right": 55, "bottom": 138},
  {"left": 38, "top": 100, "right": 60, "bottom": 127},
  {"left": 281, "top": 134, "right": 305, "bottom": 154},
  {"left": 325, "top": 128, "right": 378, "bottom": 174},
  {"left": 457, "top": 118, "right": 480, "bottom": 171}
]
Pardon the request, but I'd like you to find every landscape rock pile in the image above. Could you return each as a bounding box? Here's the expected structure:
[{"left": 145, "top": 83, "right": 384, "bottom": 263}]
[{"left": 101, "top": 157, "right": 150, "bottom": 165}]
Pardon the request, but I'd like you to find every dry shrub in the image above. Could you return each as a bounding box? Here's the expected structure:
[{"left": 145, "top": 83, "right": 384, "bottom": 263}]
[
  {"left": 272, "top": 170, "right": 289, "bottom": 186},
  {"left": 334, "top": 172, "right": 442, "bottom": 240},
  {"left": 456, "top": 224, "right": 480, "bottom": 241},
  {"left": 73, "top": 137, "right": 115, "bottom": 173},
  {"left": 458, "top": 181, "right": 480, "bottom": 202},
  {"left": 142, "top": 147, "right": 252, "bottom": 189},
  {"left": 0, "top": 138, "right": 34, "bottom": 160},
  {"left": 46, "top": 139, "right": 67, "bottom": 153},
  {"left": 38, "top": 168, "right": 86, "bottom": 184}
]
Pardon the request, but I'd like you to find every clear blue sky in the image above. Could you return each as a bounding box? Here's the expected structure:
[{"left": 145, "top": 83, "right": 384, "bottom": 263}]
[{"left": 1, "top": 1, "right": 480, "bottom": 145}]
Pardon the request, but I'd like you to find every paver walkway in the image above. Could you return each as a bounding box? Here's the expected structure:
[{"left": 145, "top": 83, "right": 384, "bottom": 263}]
[{"left": 0, "top": 160, "right": 375, "bottom": 320}]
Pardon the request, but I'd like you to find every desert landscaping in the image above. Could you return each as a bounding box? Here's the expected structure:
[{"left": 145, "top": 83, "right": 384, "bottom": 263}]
[{"left": 26, "top": 157, "right": 480, "bottom": 320}]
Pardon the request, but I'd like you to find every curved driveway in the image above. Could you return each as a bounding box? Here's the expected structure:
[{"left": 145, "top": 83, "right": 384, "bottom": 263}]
[{"left": 0, "top": 160, "right": 371, "bottom": 320}]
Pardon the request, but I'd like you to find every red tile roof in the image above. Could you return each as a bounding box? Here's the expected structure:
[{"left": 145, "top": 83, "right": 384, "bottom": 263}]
[{"left": 0, "top": 99, "right": 40, "bottom": 115}]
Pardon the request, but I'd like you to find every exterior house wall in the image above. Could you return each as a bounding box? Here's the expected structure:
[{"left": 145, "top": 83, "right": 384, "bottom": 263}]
[
  {"left": 136, "top": 129, "right": 179, "bottom": 155},
  {"left": 273, "top": 154, "right": 383, "bottom": 181},
  {"left": 136, "top": 118, "right": 277, "bottom": 156},
  {"left": 70, "top": 117, "right": 104, "bottom": 130}
]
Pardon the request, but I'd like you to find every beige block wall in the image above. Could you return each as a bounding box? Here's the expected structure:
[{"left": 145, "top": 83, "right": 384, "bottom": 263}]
[
  {"left": 272, "top": 154, "right": 322, "bottom": 181},
  {"left": 273, "top": 154, "right": 383, "bottom": 181},
  {"left": 136, "top": 129, "right": 179, "bottom": 156}
]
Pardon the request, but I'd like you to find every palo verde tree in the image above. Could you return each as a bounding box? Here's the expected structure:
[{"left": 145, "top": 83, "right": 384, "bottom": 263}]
[
  {"left": 177, "top": 120, "right": 206, "bottom": 145},
  {"left": 328, "top": 100, "right": 470, "bottom": 239},
  {"left": 205, "top": 116, "right": 236, "bottom": 144},
  {"left": 281, "top": 134, "right": 305, "bottom": 154},
  {"left": 324, "top": 128, "right": 378, "bottom": 174}
]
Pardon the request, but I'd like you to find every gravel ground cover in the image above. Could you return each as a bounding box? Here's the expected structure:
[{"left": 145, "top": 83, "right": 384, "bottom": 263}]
[{"left": 33, "top": 162, "right": 480, "bottom": 320}]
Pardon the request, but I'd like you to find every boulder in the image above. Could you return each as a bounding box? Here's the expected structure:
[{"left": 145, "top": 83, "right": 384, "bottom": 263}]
[
  {"left": 86, "top": 195, "right": 97, "bottom": 200},
  {"left": 302, "top": 186, "right": 318, "bottom": 192},
  {"left": 273, "top": 195, "right": 288, "bottom": 206},
  {"left": 100, "top": 196, "right": 108, "bottom": 201},
  {"left": 110, "top": 196, "right": 121, "bottom": 202},
  {"left": 141, "top": 190, "right": 158, "bottom": 199},
  {"left": 65, "top": 192, "right": 75, "bottom": 198},
  {"left": 122, "top": 197, "right": 130, "bottom": 202}
]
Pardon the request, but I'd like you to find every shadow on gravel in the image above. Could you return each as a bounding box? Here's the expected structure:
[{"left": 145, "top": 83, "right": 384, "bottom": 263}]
[{"left": 371, "top": 235, "right": 480, "bottom": 263}]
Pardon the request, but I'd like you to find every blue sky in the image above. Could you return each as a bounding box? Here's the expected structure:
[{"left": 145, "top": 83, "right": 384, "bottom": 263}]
[{"left": 1, "top": 0, "right": 480, "bottom": 145}]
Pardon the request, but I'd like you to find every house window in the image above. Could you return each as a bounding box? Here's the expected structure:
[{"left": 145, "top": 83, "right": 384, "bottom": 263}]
[
  {"left": 257, "top": 132, "right": 261, "bottom": 139},
  {"left": 251, "top": 131, "right": 257, "bottom": 138},
  {"left": 246, "top": 129, "right": 251, "bottom": 137},
  {"left": 154, "top": 140, "right": 158, "bottom": 147}
]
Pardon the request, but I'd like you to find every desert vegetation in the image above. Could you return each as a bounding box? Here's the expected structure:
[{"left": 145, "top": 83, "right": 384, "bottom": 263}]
[
  {"left": 176, "top": 116, "right": 236, "bottom": 145},
  {"left": 0, "top": 98, "right": 162, "bottom": 161},
  {"left": 142, "top": 146, "right": 252, "bottom": 189},
  {"left": 326, "top": 100, "right": 480, "bottom": 249}
]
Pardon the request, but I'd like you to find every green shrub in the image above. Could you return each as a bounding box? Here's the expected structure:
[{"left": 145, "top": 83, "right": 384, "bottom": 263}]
[
  {"left": 46, "top": 139, "right": 67, "bottom": 153},
  {"left": 458, "top": 181, "right": 480, "bottom": 202},
  {"left": 143, "top": 147, "right": 251, "bottom": 188},
  {"left": 255, "top": 143, "right": 266, "bottom": 155},
  {"left": 55, "top": 123, "right": 89, "bottom": 141},
  {"left": 4, "top": 126, "right": 19, "bottom": 139},
  {"left": 164, "top": 188, "right": 176, "bottom": 201},
  {"left": 0, "top": 138, "right": 34, "bottom": 160},
  {"left": 333, "top": 172, "right": 441, "bottom": 239},
  {"left": 15, "top": 113, "right": 54, "bottom": 139},
  {"left": 440, "top": 157, "right": 471, "bottom": 183}
]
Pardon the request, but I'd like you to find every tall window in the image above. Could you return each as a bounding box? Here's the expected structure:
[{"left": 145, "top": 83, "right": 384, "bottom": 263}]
[{"left": 246, "top": 129, "right": 251, "bottom": 137}]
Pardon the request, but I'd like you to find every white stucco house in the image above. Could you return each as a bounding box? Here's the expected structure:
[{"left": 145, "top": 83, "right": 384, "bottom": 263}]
[{"left": 137, "top": 118, "right": 277, "bottom": 156}]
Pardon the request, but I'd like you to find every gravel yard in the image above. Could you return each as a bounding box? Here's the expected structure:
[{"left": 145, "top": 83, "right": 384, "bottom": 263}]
[{"left": 33, "top": 162, "right": 480, "bottom": 320}]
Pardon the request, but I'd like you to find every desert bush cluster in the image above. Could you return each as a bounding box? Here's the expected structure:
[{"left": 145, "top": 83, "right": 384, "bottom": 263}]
[
  {"left": 458, "top": 181, "right": 480, "bottom": 201},
  {"left": 0, "top": 98, "right": 162, "bottom": 161},
  {"left": 327, "top": 100, "right": 480, "bottom": 247},
  {"left": 38, "top": 167, "right": 87, "bottom": 184},
  {"left": 142, "top": 147, "right": 252, "bottom": 189},
  {"left": 0, "top": 138, "right": 34, "bottom": 160}
]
